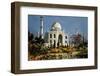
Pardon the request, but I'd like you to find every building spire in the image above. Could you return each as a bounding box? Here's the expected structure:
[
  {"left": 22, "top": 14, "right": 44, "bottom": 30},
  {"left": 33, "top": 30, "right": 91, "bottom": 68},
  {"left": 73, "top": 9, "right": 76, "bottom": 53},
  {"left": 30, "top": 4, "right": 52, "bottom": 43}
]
[{"left": 40, "top": 16, "right": 44, "bottom": 39}]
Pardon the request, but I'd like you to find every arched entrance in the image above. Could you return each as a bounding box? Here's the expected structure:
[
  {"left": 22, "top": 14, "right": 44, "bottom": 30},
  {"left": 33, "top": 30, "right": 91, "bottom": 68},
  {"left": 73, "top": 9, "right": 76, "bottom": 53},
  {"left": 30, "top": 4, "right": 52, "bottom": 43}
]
[{"left": 58, "top": 34, "right": 63, "bottom": 47}]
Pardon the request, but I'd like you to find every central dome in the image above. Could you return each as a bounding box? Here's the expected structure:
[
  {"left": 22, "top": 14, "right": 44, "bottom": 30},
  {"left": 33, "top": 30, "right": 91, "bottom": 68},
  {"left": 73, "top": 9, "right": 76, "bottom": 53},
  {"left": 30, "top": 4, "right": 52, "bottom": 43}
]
[{"left": 51, "top": 22, "right": 62, "bottom": 31}]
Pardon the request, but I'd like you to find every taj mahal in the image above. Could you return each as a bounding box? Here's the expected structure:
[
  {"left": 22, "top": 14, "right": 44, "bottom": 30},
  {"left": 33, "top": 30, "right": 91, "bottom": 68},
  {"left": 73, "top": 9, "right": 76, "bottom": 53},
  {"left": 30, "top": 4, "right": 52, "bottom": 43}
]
[
  {"left": 39, "top": 16, "right": 69, "bottom": 47},
  {"left": 28, "top": 16, "right": 88, "bottom": 60}
]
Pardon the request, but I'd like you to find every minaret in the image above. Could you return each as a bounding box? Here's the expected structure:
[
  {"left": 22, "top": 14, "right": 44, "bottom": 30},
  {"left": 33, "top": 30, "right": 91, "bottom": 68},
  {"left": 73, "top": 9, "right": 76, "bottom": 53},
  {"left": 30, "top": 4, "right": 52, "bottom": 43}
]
[
  {"left": 40, "top": 16, "right": 44, "bottom": 39},
  {"left": 37, "top": 32, "right": 40, "bottom": 38}
]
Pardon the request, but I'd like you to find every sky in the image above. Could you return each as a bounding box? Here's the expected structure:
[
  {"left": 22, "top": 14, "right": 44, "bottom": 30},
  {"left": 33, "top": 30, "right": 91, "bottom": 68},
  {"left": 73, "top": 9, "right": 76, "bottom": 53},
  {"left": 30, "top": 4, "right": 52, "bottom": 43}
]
[{"left": 28, "top": 15, "right": 88, "bottom": 39}]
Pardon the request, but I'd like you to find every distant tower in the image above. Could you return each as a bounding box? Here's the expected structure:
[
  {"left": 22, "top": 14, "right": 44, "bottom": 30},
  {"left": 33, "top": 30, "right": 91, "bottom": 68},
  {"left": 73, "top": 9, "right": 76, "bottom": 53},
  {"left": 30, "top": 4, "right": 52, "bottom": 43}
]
[
  {"left": 37, "top": 32, "right": 40, "bottom": 38},
  {"left": 40, "top": 16, "right": 44, "bottom": 39},
  {"left": 75, "top": 27, "right": 79, "bottom": 35}
]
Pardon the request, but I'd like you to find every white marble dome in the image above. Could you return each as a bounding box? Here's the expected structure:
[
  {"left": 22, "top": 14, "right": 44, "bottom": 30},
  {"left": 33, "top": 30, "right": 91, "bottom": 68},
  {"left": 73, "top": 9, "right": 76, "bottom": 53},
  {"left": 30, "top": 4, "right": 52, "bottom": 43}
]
[{"left": 51, "top": 22, "right": 62, "bottom": 31}]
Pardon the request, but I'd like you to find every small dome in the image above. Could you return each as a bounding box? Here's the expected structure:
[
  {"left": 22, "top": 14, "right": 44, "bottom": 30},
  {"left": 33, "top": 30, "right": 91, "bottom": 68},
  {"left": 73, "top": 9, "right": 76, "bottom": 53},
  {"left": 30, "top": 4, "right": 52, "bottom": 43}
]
[{"left": 51, "top": 22, "right": 62, "bottom": 31}]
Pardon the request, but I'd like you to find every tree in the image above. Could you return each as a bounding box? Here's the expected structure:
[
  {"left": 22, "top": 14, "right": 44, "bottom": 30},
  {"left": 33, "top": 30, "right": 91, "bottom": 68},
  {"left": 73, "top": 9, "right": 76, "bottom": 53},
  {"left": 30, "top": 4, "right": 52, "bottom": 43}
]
[
  {"left": 70, "top": 33, "right": 82, "bottom": 47},
  {"left": 35, "top": 36, "right": 45, "bottom": 44},
  {"left": 70, "top": 33, "right": 88, "bottom": 48},
  {"left": 28, "top": 31, "right": 34, "bottom": 42}
]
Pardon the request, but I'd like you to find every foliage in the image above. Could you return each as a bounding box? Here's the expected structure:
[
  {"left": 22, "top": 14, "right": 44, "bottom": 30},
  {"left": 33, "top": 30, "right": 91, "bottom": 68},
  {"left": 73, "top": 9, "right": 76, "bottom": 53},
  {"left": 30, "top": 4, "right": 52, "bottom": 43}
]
[
  {"left": 28, "top": 31, "right": 46, "bottom": 56},
  {"left": 28, "top": 31, "right": 88, "bottom": 60},
  {"left": 70, "top": 33, "right": 88, "bottom": 48},
  {"left": 28, "top": 32, "right": 34, "bottom": 42}
]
